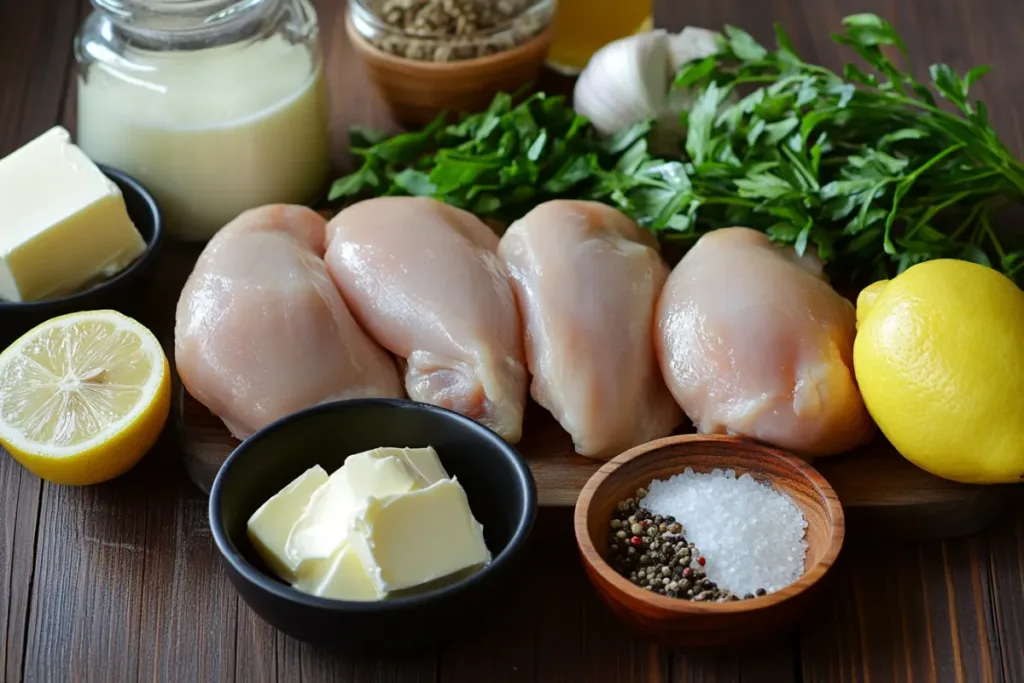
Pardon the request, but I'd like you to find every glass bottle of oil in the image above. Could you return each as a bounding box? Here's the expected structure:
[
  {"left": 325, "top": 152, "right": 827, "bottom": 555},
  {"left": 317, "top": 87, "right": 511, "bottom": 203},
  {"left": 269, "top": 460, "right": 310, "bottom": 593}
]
[{"left": 546, "top": 0, "right": 654, "bottom": 74}]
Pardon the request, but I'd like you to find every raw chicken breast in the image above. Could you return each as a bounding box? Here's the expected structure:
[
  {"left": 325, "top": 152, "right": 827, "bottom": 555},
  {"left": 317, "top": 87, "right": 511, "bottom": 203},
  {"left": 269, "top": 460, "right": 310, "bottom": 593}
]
[
  {"left": 498, "top": 200, "right": 683, "bottom": 460},
  {"left": 175, "top": 204, "right": 403, "bottom": 440},
  {"left": 656, "top": 227, "right": 876, "bottom": 457},
  {"left": 324, "top": 197, "right": 528, "bottom": 443}
]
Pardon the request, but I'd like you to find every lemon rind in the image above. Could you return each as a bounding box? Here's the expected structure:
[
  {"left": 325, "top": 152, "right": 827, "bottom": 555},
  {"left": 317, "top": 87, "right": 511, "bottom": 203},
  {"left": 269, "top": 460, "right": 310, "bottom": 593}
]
[{"left": 0, "top": 310, "right": 167, "bottom": 458}]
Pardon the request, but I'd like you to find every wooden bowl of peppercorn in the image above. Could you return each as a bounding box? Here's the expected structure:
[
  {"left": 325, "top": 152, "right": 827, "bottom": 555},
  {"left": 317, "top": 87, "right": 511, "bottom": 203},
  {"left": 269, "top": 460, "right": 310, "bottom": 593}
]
[
  {"left": 346, "top": 1, "right": 555, "bottom": 125},
  {"left": 574, "top": 434, "right": 845, "bottom": 650}
]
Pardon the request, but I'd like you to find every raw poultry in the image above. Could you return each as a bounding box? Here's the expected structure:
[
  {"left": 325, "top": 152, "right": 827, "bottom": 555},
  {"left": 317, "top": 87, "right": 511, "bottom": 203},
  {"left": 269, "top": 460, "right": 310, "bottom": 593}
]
[
  {"left": 498, "top": 200, "right": 683, "bottom": 459},
  {"left": 655, "top": 227, "right": 876, "bottom": 457},
  {"left": 175, "top": 204, "right": 403, "bottom": 440},
  {"left": 325, "top": 197, "right": 529, "bottom": 444}
]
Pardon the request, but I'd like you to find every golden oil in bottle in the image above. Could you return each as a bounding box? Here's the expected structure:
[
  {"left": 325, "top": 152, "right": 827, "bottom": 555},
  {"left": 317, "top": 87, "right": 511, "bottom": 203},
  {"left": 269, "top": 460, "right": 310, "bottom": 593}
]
[{"left": 546, "top": 0, "right": 654, "bottom": 74}]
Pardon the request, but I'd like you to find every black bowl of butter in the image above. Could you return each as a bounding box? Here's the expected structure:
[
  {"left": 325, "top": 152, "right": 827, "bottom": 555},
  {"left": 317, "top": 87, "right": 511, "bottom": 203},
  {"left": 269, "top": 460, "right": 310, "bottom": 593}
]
[
  {"left": 0, "top": 126, "right": 164, "bottom": 346},
  {"left": 209, "top": 398, "right": 538, "bottom": 654}
]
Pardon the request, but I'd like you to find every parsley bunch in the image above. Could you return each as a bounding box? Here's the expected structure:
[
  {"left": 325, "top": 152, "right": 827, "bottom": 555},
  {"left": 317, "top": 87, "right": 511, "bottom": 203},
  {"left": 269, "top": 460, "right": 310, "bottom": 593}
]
[{"left": 330, "top": 13, "right": 1024, "bottom": 285}]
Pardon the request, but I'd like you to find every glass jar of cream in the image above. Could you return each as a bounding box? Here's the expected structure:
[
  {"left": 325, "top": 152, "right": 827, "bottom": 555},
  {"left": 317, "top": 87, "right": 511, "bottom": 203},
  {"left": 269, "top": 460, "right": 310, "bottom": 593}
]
[{"left": 75, "top": 0, "right": 331, "bottom": 242}]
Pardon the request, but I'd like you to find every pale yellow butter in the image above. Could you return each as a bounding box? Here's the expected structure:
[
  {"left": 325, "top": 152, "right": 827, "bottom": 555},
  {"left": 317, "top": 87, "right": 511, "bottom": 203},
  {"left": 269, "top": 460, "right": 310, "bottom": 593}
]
[
  {"left": 285, "top": 446, "right": 448, "bottom": 567},
  {"left": 0, "top": 126, "right": 147, "bottom": 302},
  {"left": 246, "top": 465, "right": 329, "bottom": 583},
  {"left": 252, "top": 446, "right": 487, "bottom": 603},
  {"left": 347, "top": 478, "right": 492, "bottom": 594},
  {"left": 343, "top": 446, "right": 450, "bottom": 494},
  {"left": 294, "top": 543, "right": 384, "bottom": 602}
]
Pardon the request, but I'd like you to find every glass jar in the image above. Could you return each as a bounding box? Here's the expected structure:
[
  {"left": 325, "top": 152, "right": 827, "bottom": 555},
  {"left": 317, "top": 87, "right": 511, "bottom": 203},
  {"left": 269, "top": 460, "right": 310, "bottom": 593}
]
[
  {"left": 546, "top": 0, "right": 653, "bottom": 75},
  {"left": 75, "top": 0, "right": 331, "bottom": 242}
]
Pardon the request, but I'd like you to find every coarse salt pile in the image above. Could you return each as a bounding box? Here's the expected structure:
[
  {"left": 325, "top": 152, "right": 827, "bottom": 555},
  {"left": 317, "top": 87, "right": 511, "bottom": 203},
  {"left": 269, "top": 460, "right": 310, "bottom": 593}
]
[{"left": 643, "top": 468, "right": 808, "bottom": 597}]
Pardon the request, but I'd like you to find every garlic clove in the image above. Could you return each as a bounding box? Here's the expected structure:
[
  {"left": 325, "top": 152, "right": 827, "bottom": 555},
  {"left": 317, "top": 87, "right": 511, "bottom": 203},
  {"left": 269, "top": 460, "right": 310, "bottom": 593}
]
[
  {"left": 572, "top": 30, "right": 675, "bottom": 136},
  {"left": 667, "top": 26, "right": 722, "bottom": 69},
  {"left": 650, "top": 26, "right": 727, "bottom": 155}
]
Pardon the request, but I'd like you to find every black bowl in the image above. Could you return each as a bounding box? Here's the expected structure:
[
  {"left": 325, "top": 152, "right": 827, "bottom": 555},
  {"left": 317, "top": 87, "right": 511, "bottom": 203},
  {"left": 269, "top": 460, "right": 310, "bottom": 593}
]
[
  {"left": 209, "top": 398, "right": 538, "bottom": 654},
  {"left": 0, "top": 164, "right": 164, "bottom": 346}
]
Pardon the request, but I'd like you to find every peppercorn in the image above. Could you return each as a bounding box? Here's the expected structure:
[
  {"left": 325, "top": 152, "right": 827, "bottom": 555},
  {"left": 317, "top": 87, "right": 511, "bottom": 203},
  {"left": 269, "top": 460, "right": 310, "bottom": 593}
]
[{"left": 756, "top": 588, "right": 767, "bottom": 597}]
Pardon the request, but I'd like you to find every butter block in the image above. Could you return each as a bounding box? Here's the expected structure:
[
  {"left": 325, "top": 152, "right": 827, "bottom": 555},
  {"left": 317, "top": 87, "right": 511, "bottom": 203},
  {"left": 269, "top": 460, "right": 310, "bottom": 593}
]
[
  {"left": 0, "top": 127, "right": 147, "bottom": 302},
  {"left": 343, "top": 446, "right": 449, "bottom": 495},
  {"left": 285, "top": 447, "right": 448, "bottom": 566},
  {"left": 246, "top": 465, "right": 329, "bottom": 583},
  {"left": 294, "top": 543, "right": 384, "bottom": 602},
  {"left": 348, "top": 478, "right": 492, "bottom": 594}
]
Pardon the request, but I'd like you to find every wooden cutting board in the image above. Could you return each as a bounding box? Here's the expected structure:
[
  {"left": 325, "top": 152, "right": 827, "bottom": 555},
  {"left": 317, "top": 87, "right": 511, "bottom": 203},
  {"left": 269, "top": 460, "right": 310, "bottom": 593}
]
[{"left": 177, "top": 387, "right": 1015, "bottom": 539}]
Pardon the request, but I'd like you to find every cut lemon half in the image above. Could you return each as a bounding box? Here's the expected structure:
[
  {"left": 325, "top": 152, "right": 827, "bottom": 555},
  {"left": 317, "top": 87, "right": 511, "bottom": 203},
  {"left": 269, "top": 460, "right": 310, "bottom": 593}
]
[{"left": 0, "top": 310, "right": 170, "bottom": 485}]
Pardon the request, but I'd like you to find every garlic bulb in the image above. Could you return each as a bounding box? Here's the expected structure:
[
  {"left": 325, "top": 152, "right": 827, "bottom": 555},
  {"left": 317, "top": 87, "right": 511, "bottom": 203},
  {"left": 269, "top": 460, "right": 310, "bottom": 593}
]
[
  {"left": 573, "top": 26, "right": 722, "bottom": 142},
  {"left": 573, "top": 30, "right": 675, "bottom": 136}
]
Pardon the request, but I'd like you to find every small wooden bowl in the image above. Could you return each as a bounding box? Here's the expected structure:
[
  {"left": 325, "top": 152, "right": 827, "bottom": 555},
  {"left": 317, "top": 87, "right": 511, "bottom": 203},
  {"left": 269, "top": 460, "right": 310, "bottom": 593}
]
[
  {"left": 574, "top": 435, "right": 845, "bottom": 649},
  {"left": 346, "top": 8, "right": 553, "bottom": 126}
]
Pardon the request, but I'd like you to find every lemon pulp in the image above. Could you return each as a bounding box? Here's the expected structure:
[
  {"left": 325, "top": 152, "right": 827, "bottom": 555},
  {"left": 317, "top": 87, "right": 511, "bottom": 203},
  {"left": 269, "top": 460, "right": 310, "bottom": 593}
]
[{"left": 0, "top": 310, "right": 170, "bottom": 485}]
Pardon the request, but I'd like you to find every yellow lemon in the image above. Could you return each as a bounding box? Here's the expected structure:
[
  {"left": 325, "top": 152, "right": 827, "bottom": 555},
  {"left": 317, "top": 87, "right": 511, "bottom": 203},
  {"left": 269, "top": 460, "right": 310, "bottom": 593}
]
[
  {"left": 0, "top": 310, "right": 170, "bottom": 485},
  {"left": 853, "top": 259, "right": 1024, "bottom": 484}
]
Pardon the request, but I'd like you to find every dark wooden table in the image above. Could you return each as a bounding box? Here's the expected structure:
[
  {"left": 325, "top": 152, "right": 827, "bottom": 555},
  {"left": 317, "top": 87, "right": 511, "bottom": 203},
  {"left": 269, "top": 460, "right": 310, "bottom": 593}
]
[{"left": 2, "top": 0, "right": 1023, "bottom": 681}]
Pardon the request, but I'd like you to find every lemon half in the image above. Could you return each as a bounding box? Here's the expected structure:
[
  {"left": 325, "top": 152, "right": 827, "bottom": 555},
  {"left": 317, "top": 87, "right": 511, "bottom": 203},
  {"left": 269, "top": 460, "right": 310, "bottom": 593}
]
[{"left": 0, "top": 310, "right": 170, "bottom": 485}]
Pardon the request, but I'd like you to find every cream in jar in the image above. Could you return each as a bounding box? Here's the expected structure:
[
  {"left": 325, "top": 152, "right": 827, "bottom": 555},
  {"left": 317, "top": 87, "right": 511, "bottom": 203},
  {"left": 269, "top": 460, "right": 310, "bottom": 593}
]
[{"left": 76, "top": 1, "right": 331, "bottom": 241}]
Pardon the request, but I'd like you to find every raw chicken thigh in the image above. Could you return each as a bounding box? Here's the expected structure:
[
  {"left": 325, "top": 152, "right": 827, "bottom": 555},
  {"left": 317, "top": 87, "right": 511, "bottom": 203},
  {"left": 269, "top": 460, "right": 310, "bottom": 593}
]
[
  {"left": 498, "top": 200, "right": 683, "bottom": 460},
  {"left": 656, "top": 227, "right": 876, "bottom": 457},
  {"left": 324, "top": 197, "right": 528, "bottom": 444},
  {"left": 175, "top": 205, "right": 403, "bottom": 440}
]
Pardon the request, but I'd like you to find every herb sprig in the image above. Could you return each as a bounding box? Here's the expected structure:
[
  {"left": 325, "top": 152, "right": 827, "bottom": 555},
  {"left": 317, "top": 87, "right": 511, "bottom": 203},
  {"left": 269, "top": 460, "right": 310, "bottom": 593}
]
[
  {"left": 330, "top": 13, "right": 1024, "bottom": 284},
  {"left": 331, "top": 90, "right": 641, "bottom": 224}
]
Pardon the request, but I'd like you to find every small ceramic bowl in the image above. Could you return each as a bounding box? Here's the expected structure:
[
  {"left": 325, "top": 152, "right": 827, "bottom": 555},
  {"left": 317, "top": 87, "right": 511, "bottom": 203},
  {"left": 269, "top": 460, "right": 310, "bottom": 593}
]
[
  {"left": 0, "top": 164, "right": 164, "bottom": 346},
  {"left": 209, "top": 398, "right": 537, "bottom": 653},
  {"left": 574, "top": 435, "right": 845, "bottom": 649},
  {"left": 346, "top": 1, "right": 554, "bottom": 125}
]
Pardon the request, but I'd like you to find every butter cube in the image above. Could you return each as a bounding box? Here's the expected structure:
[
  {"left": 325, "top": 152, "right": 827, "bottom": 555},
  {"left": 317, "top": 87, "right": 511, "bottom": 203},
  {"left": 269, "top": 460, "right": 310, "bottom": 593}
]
[
  {"left": 246, "top": 465, "right": 329, "bottom": 583},
  {"left": 0, "top": 127, "right": 147, "bottom": 302},
  {"left": 343, "top": 446, "right": 449, "bottom": 495},
  {"left": 286, "top": 447, "right": 448, "bottom": 565},
  {"left": 348, "top": 478, "right": 492, "bottom": 594},
  {"left": 294, "top": 543, "right": 384, "bottom": 602}
]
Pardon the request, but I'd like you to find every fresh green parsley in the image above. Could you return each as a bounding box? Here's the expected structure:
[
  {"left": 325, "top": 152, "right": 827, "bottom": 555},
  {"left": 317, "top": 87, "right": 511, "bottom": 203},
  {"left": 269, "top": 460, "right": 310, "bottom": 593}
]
[{"left": 329, "top": 13, "right": 1024, "bottom": 286}]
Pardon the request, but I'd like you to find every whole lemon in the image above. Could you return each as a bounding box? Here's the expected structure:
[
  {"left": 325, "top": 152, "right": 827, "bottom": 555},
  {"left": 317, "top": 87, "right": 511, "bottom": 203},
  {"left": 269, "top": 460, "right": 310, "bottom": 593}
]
[{"left": 853, "top": 259, "right": 1024, "bottom": 484}]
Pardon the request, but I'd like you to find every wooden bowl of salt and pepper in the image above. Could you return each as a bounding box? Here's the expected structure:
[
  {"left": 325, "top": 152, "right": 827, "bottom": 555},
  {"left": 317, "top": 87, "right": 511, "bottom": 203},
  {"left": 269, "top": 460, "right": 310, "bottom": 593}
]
[
  {"left": 346, "top": 0, "right": 555, "bottom": 125},
  {"left": 574, "top": 435, "right": 845, "bottom": 649}
]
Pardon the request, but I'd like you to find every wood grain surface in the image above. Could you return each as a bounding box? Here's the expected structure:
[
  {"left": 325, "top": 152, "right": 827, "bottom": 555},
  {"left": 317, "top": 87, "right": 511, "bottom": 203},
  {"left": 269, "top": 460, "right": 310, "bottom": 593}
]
[
  {"left": 180, "top": 387, "right": 1014, "bottom": 538},
  {"left": 1, "top": 0, "right": 1023, "bottom": 681}
]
